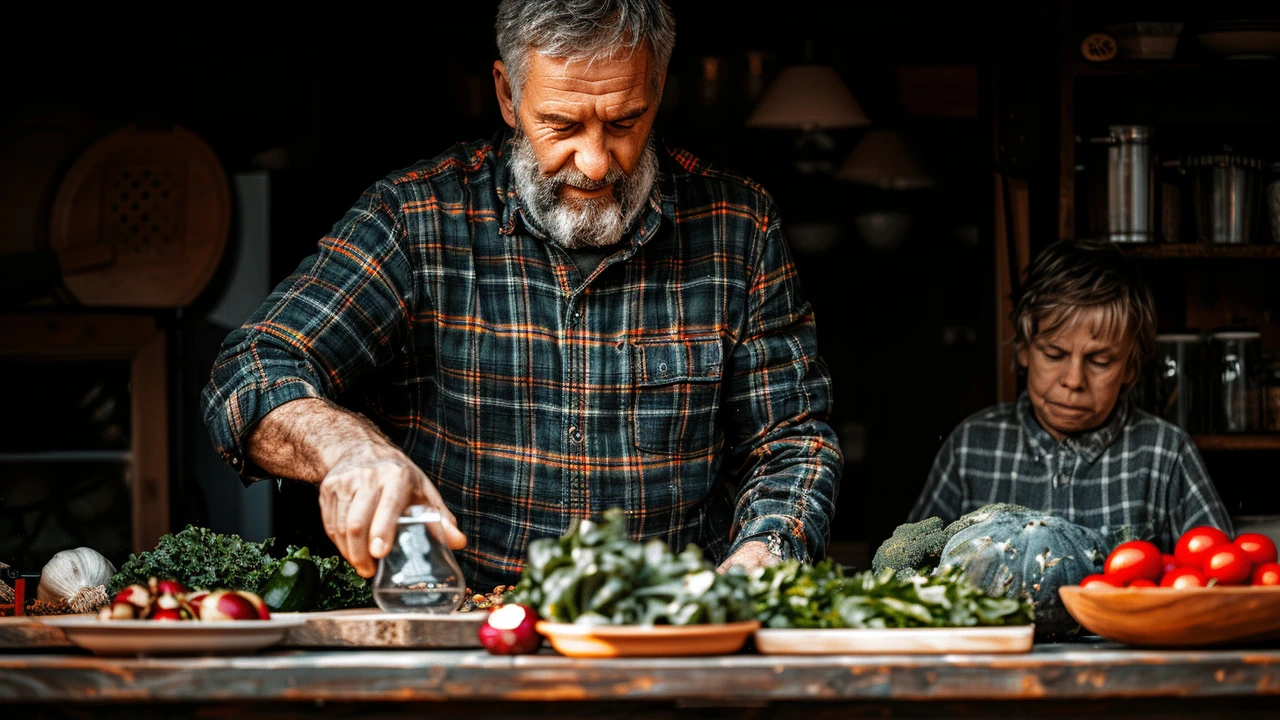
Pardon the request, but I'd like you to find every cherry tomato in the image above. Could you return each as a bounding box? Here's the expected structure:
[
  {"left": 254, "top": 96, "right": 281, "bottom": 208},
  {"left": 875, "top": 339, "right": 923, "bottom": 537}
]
[
  {"left": 1104, "top": 540, "right": 1163, "bottom": 584},
  {"left": 1160, "top": 553, "right": 1180, "bottom": 577},
  {"left": 1251, "top": 562, "right": 1280, "bottom": 586},
  {"left": 1079, "top": 574, "right": 1123, "bottom": 588},
  {"left": 1160, "top": 566, "right": 1209, "bottom": 588},
  {"left": 1202, "top": 543, "right": 1252, "bottom": 585},
  {"left": 1127, "top": 579, "right": 1157, "bottom": 588},
  {"left": 1174, "top": 526, "right": 1230, "bottom": 568},
  {"left": 1234, "top": 533, "right": 1279, "bottom": 565}
]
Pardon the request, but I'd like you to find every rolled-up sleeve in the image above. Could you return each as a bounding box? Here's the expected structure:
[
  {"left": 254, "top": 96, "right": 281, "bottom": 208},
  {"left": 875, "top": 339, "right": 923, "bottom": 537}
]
[
  {"left": 200, "top": 180, "right": 414, "bottom": 483},
  {"left": 721, "top": 199, "right": 842, "bottom": 563}
]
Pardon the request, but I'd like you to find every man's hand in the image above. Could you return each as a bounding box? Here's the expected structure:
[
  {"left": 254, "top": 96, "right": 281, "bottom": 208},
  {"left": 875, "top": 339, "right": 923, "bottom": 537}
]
[
  {"left": 716, "top": 540, "right": 780, "bottom": 574},
  {"left": 320, "top": 451, "right": 467, "bottom": 578}
]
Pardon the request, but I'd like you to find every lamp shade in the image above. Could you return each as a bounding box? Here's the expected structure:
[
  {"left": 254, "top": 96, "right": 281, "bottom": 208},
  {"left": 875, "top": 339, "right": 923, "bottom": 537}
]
[
  {"left": 837, "top": 129, "right": 934, "bottom": 189},
  {"left": 746, "top": 65, "right": 870, "bottom": 131}
]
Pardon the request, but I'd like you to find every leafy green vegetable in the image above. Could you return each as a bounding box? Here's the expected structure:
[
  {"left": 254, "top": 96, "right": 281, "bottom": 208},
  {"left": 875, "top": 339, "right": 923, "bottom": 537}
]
[
  {"left": 506, "top": 509, "right": 753, "bottom": 626},
  {"left": 109, "top": 526, "right": 372, "bottom": 611},
  {"left": 872, "top": 503, "right": 1031, "bottom": 575},
  {"left": 749, "top": 559, "right": 1034, "bottom": 629}
]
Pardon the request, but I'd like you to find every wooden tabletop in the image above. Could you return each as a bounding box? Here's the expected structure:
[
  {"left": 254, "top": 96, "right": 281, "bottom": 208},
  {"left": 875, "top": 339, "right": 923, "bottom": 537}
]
[{"left": 3, "top": 643, "right": 1280, "bottom": 704}]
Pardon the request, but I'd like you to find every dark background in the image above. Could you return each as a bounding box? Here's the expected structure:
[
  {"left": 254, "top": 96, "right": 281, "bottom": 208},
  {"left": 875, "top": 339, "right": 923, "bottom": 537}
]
[{"left": 2, "top": 2, "right": 1005, "bottom": 567}]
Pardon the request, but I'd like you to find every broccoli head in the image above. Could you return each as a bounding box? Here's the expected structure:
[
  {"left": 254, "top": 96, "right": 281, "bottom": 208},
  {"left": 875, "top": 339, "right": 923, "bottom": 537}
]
[{"left": 872, "top": 503, "right": 1030, "bottom": 574}]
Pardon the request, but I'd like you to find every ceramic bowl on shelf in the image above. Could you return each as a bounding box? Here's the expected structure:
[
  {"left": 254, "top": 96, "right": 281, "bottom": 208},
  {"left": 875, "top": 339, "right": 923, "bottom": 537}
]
[
  {"left": 1059, "top": 585, "right": 1280, "bottom": 647},
  {"left": 1104, "top": 22, "right": 1183, "bottom": 60}
]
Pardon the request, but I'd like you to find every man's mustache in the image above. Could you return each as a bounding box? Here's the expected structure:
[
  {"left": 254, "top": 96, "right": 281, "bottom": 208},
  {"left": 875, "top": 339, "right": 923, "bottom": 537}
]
[{"left": 549, "top": 165, "right": 627, "bottom": 193}]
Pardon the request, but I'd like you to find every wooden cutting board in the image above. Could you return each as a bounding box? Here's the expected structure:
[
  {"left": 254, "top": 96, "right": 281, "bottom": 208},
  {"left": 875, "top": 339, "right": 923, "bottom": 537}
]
[
  {"left": 0, "top": 616, "right": 74, "bottom": 648},
  {"left": 278, "top": 609, "right": 488, "bottom": 648}
]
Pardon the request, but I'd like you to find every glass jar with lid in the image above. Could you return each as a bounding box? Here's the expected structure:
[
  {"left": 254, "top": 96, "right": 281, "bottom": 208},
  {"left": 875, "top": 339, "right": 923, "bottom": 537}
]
[
  {"left": 1209, "top": 330, "right": 1262, "bottom": 433},
  {"left": 1147, "top": 332, "right": 1204, "bottom": 432}
]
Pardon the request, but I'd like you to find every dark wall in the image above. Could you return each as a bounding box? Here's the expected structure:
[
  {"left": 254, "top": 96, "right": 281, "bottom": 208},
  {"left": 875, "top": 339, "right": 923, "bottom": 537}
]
[{"left": 2, "top": 4, "right": 997, "bottom": 562}]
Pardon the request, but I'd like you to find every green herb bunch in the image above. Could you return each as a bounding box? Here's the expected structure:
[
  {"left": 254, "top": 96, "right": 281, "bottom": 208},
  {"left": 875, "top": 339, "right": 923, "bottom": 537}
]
[
  {"left": 109, "top": 526, "right": 372, "bottom": 611},
  {"left": 506, "top": 509, "right": 752, "bottom": 626},
  {"left": 750, "top": 560, "right": 1034, "bottom": 629}
]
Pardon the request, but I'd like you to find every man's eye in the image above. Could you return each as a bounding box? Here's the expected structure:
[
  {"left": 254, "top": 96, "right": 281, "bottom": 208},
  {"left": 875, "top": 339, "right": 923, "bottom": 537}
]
[
  {"left": 1091, "top": 358, "right": 1113, "bottom": 368},
  {"left": 1043, "top": 351, "right": 1065, "bottom": 360},
  {"left": 552, "top": 124, "right": 576, "bottom": 134},
  {"left": 610, "top": 121, "right": 636, "bottom": 130}
]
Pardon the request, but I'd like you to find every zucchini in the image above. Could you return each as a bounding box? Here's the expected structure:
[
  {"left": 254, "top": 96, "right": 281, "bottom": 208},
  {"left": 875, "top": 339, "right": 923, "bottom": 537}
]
[{"left": 259, "top": 548, "right": 321, "bottom": 612}]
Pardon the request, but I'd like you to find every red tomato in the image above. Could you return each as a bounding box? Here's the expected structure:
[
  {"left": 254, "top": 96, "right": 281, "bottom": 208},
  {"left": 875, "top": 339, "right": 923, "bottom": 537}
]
[
  {"left": 1079, "top": 574, "right": 1123, "bottom": 588},
  {"left": 1251, "top": 562, "right": 1280, "bottom": 586},
  {"left": 1174, "top": 526, "right": 1230, "bottom": 568},
  {"left": 1234, "top": 533, "right": 1279, "bottom": 565},
  {"left": 1127, "top": 579, "right": 1157, "bottom": 588},
  {"left": 1104, "top": 540, "right": 1163, "bottom": 584},
  {"left": 1160, "top": 553, "right": 1180, "bottom": 577},
  {"left": 1202, "top": 543, "right": 1252, "bottom": 585},
  {"left": 1160, "top": 567, "right": 1209, "bottom": 588}
]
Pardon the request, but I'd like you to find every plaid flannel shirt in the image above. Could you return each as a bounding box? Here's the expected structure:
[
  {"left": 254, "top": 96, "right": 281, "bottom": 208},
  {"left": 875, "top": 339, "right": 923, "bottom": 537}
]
[
  {"left": 201, "top": 130, "right": 841, "bottom": 588},
  {"left": 908, "top": 392, "right": 1232, "bottom": 551}
]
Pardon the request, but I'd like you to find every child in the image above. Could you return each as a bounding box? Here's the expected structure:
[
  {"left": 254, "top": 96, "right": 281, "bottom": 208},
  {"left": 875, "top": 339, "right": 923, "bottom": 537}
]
[{"left": 909, "top": 238, "right": 1232, "bottom": 550}]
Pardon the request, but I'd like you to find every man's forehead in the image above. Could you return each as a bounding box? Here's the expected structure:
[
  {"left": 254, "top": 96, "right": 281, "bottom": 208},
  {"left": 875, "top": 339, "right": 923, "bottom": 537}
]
[
  {"left": 525, "top": 49, "right": 653, "bottom": 95},
  {"left": 1038, "top": 308, "right": 1131, "bottom": 351}
]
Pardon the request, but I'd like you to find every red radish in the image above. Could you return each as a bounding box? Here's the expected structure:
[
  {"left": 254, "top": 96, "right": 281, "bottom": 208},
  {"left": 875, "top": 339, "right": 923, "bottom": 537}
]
[
  {"left": 113, "top": 584, "right": 152, "bottom": 609},
  {"left": 186, "top": 591, "right": 210, "bottom": 615},
  {"left": 99, "top": 601, "right": 139, "bottom": 620},
  {"left": 478, "top": 604, "right": 542, "bottom": 655},
  {"left": 199, "top": 590, "right": 263, "bottom": 621},
  {"left": 153, "top": 578, "right": 189, "bottom": 596},
  {"left": 1174, "top": 526, "right": 1230, "bottom": 569},
  {"left": 150, "top": 608, "right": 185, "bottom": 621},
  {"left": 1160, "top": 567, "right": 1209, "bottom": 588},
  {"left": 1251, "top": 563, "right": 1280, "bottom": 586},
  {"left": 1203, "top": 543, "right": 1252, "bottom": 585},
  {"left": 1103, "top": 541, "right": 1162, "bottom": 584},
  {"left": 1234, "top": 533, "right": 1278, "bottom": 565},
  {"left": 1127, "top": 579, "right": 1157, "bottom": 588},
  {"left": 1079, "top": 574, "right": 1123, "bottom": 588},
  {"left": 232, "top": 590, "right": 271, "bottom": 620},
  {"left": 1160, "top": 553, "right": 1179, "bottom": 577}
]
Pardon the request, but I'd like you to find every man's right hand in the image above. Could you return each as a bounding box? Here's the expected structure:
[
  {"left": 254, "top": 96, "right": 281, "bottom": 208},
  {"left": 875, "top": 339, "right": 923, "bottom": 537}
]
[{"left": 319, "top": 452, "right": 468, "bottom": 579}]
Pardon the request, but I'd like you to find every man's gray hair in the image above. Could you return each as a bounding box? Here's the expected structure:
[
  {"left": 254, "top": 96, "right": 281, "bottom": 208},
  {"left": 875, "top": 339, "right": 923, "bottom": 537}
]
[{"left": 496, "top": 0, "right": 676, "bottom": 107}]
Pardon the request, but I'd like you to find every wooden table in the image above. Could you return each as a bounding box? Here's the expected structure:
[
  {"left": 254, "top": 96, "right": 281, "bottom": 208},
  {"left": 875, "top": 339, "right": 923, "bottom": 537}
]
[{"left": 4, "top": 643, "right": 1280, "bottom": 718}]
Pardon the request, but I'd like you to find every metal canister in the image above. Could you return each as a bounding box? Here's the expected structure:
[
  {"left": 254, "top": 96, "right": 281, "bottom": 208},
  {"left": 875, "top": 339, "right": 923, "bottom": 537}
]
[
  {"left": 1209, "top": 330, "right": 1262, "bottom": 433},
  {"left": 1185, "top": 153, "right": 1265, "bottom": 244},
  {"left": 1096, "top": 125, "right": 1155, "bottom": 244}
]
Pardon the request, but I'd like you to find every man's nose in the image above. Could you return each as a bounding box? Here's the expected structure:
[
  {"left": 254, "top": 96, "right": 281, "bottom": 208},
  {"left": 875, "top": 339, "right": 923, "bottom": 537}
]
[{"left": 573, "top": 130, "right": 611, "bottom": 182}]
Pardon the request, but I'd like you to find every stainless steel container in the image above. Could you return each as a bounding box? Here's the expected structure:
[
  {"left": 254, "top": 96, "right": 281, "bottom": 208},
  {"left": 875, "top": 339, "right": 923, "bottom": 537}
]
[
  {"left": 1095, "top": 125, "right": 1155, "bottom": 244},
  {"left": 1147, "top": 333, "right": 1204, "bottom": 433},
  {"left": 1186, "top": 154, "right": 1265, "bottom": 244},
  {"left": 1209, "top": 330, "right": 1262, "bottom": 433}
]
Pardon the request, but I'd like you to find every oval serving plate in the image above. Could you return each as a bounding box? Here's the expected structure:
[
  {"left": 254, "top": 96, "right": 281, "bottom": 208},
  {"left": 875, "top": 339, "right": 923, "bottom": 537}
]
[
  {"left": 535, "top": 620, "right": 760, "bottom": 658},
  {"left": 38, "top": 614, "right": 307, "bottom": 656},
  {"left": 754, "top": 625, "right": 1035, "bottom": 655},
  {"left": 1059, "top": 585, "right": 1280, "bottom": 648}
]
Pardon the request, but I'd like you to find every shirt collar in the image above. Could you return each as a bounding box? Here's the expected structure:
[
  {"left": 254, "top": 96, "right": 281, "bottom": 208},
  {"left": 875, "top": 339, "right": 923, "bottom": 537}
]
[
  {"left": 494, "top": 128, "right": 675, "bottom": 249},
  {"left": 1016, "top": 391, "right": 1129, "bottom": 463}
]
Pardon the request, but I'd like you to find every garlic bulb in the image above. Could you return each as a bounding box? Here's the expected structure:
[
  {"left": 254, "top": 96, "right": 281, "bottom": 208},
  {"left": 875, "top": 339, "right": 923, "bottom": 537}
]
[{"left": 38, "top": 548, "right": 116, "bottom": 603}]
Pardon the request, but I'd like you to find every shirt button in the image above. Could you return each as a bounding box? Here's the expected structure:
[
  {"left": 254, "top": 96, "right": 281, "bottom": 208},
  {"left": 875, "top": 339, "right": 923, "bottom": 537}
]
[
  {"left": 658, "top": 361, "right": 669, "bottom": 374},
  {"left": 569, "top": 427, "right": 582, "bottom": 443}
]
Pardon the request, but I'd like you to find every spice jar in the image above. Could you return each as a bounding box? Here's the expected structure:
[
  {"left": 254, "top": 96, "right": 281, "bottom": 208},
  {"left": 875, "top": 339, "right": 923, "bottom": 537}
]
[{"left": 373, "top": 505, "right": 465, "bottom": 613}]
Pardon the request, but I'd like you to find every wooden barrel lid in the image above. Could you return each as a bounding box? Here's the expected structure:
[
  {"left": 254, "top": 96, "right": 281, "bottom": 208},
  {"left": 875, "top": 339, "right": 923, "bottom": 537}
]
[{"left": 48, "top": 123, "right": 230, "bottom": 307}]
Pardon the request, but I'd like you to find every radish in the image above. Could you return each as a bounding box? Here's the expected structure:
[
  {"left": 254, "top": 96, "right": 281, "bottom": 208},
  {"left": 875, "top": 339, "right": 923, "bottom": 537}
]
[
  {"left": 233, "top": 590, "right": 271, "bottom": 620},
  {"left": 113, "top": 584, "right": 152, "bottom": 610},
  {"left": 199, "top": 590, "right": 263, "bottom": 621},
  {"left": 478, "top": 604, "right": 542, "bottom": 655}
]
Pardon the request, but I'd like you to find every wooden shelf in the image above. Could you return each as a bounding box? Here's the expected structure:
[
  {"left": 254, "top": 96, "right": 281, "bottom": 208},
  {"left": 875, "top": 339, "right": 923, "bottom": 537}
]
[
  {"left": 1074, "top": 60, "right": 1280, "bottom": 77},
  {"left": 1193, "top": 435, "right": 1280, "bottom": 451},
  {"left": 1119, "top": 244, "right": 1280, "bottom": 260}
]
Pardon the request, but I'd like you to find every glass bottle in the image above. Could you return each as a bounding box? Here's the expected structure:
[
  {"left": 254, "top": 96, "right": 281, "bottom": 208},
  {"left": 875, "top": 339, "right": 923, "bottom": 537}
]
[{"left": 373, "top": 505, "right": 465, "bottom": 613}]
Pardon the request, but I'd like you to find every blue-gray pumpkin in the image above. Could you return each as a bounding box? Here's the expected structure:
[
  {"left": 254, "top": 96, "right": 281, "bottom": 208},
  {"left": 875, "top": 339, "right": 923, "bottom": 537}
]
[{"left": 939, "top": 512, "right": 1108, "bottom": 639}]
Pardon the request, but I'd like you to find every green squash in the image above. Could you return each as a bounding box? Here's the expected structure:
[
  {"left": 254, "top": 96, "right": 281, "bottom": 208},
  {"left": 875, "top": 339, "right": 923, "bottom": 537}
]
[{"left": 939, "top": 512, "right": 1107, "bottom": 640}]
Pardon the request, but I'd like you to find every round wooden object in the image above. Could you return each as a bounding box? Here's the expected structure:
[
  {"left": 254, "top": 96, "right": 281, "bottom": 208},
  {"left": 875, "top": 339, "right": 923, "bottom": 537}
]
[
  {"left": 1059, "top": 585, "right": 1280, "bottom": 647},
  {"left": 1081, "top": 33, "right": 1118, "bottom": 62},
  {"left": 48, "top": 124, "right": 230, "bottom": 307}
]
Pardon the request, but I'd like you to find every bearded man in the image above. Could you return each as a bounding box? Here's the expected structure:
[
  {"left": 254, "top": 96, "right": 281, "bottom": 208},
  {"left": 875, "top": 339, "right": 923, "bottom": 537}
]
[{"left": 202, "top": 0, "right": 841, "bottom": 588}]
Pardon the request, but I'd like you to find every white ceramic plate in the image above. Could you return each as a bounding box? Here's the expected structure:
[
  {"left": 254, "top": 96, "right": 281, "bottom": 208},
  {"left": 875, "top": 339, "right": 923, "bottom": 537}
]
[
  {"left": 38, "top": 614, "right": 308, "bottom": 656},
  {"left": 754, "top": 625, "right": 1035, "bottom": 655}
]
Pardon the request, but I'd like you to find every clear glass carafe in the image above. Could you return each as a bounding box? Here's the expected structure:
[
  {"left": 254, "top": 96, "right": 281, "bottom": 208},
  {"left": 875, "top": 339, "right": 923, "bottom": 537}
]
[{"left": 373, "top": 505, "right": 465, "bottom": 613}]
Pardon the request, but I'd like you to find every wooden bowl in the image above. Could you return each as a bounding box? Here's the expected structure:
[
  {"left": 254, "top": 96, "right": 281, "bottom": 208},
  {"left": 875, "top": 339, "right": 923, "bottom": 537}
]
[
  {"left": 535, "top": 621, "right": 759, "bottom": 658},
  {"left": 1059, "top": 585, "right": 1280, "bottom": 647}
]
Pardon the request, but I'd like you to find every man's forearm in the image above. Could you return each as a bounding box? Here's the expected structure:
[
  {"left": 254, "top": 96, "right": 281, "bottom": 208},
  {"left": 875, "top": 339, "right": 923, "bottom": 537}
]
[{"left": 245, "top": 397, "right": 402, "bottom": 483}]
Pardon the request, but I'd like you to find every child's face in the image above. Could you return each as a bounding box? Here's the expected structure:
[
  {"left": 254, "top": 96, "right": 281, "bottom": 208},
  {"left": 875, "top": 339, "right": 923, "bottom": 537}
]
[{"left": 1018, "top": 309, "right": 1136, "bottom": 442}]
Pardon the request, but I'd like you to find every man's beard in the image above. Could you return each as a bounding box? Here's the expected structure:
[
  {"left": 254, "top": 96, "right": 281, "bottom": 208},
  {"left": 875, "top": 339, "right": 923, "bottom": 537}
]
[{"left": 509, "top": 126, "right": 659, "bottom": 249}]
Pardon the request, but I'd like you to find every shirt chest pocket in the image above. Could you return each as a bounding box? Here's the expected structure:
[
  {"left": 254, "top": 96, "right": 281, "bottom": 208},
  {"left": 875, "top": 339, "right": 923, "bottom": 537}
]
[{"left": 632, "top": 337, "right": 723, "bottom": 457}]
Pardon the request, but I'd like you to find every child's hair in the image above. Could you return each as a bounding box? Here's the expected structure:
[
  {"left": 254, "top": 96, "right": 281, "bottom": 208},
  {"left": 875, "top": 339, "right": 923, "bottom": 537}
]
[{"left": 1011, "top": 239, "right": 1157, "bottom": 382}]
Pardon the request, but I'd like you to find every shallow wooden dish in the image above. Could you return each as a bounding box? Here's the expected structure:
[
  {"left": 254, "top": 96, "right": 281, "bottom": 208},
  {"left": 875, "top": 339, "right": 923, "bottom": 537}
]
[
  {"left": 536, "top": 621, "right": 760, "bottom": 658},
  {"left": 1059, "top": 585, "right": 1280, "bottom": 647},
  {"left": 754, "top": 625, "right": 1034, "bottom": 655}
]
